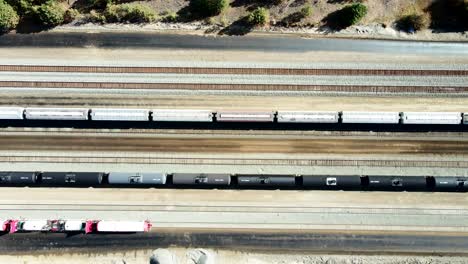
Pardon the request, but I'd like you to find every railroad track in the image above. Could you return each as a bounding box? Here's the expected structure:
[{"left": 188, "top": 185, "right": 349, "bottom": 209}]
[
  {"left": 2, "top": 155, "right": 467, "bottom": 168},
  {"left": 1, "top": 81, "right": 467, "bottom": 95},
  {"left": 0, "top": 65, "right": 466, "bottom": 76}
]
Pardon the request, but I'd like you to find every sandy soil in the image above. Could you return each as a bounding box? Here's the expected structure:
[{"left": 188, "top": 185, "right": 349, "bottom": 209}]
[
  {"left": 58, "top": 0, "right": 468, "bottom": 41},
  {"left": 2, "top": 248, "right": 468, "bottom": 264}
]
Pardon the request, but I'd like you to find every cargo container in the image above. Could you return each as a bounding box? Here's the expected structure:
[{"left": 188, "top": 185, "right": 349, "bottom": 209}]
[
  {"left": 18, "top": 220, "right": 48, "bottom": 231},
  {"left": 302, "top": 175, "right": 362, "bottom": 189},
  {"left": 152, "top": 109, "right": 213, "bottom": 122},
  {"left": 172, "top": 173, "right": 231, "bottom": 186},
  {"left": 463, "top": 113, "right": 468, "bottom": 125},
  {"left": 401, "top": 112, "right": 462, "bottom": 125},
  {"left": 90, "top": 108, "right": 149, "bottom": 121},
  {"left": 277, "top": 111, "right": 339, "bottom": 123},
  {"left": 0, "top": 172, "right": 36, "bottom": 185},
  {"left": 41, "top": 172, "right": 103, "bottom": 186},
  {"left": 25, "top": 108, "right": 89, "bottom": 120},
  {"left": 96, "top": 221, "right": 152, "bottom": 233},
  {"left": 237, "top": 175, "right": 296, "bottom": 187},
  {"left": 108, "top": 172, "right": 166, "bottom": 185},
  {"left": 0, "top": 107, "right": 24, "bottom": 119},
  {"left": 341, "top": 111, "right": 400, "bottom": 124},
  {"left": 64, "top": 220, "right": 85, "bottom": 232},
  {"left": 216, "top": 111, "right": 274, "bottom": 122}
]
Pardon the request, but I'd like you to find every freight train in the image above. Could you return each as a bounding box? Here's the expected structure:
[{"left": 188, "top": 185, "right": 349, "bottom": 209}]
[
  {"left": 1, "top": 219, "right": 151, "bottom": 234},
  {"left": 0, "top": 107, "right": 467, "bottom": 125},
  {"left": 0, "top": 172, "right": 466, "bottom": 192}
]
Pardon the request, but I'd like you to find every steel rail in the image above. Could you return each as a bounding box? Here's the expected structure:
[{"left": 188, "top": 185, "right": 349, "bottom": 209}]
[
  {"left": 1, "top": 155, "right": 467, "bottom": 168},
  {"left": 0, "top": 65, "right": 466, "bottom": 76},
  {"left": 0, "top": 81, "right": 467, "bottom": 94}
]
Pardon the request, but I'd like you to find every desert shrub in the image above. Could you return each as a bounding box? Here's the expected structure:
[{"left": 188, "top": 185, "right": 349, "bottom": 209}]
[
  {"left": 190, "top": 0, "right": 229, "bottom": 17},
  {"left": 63, "top": 8, "right": 80, "bottom": 23},
  {"left": 397, "top": 12, "right": 430, "bottom": 32},
  {"left": 300, "top": 4, "right": 312, "bottom": 18},
  {"left": 247, "top": 7, "right": 269, "bottom": 26},
  {"left": 337, "top": 3, "right": 367, "bottom": 28},
  {"left": 0, "top": 0, "right": 19, "bottom": 32},
  {"left": 35, "top": 0, "right": 66, "bottom": 26},
  {"left": 105, "top": 3, "right": 157, "bottom": 23}
]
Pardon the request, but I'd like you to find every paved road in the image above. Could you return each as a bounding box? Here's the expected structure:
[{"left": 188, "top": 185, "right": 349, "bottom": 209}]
[
  {"left": 2, "top": 231, "right": 468, "bottom": 254},
  {"left": 0, "top": 32, "right": 467, "bottom": 55}
]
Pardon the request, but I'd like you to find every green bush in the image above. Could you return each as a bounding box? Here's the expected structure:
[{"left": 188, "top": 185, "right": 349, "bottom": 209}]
[
  {"left": 90, "top": 0, "right": 113, "bottom": 9},
  {"left": 190, "top": 0, "right": 229, "bottom": 17},
  {"left": 4, "top": 0, "right": 34, "bottom": 16},
  {"left": 397, "top": 12, "right": 430, "bottom": 32},
  {"left": 35, "top": 0, "right": 66, "bottom": 26},
  {"left": 105, "top": 3, "right": 157, "bottom": 23},
  {"left": 0, "top": 0, "right": 19, "bottom": 32},
  {"left": 247, "top": 7, "right": 269, "bottom": 26},
  {"left": 300, "top": 4, "right": 312, "bottom": 18},
  {"left": 161, "top": 10, "right": 178, "bottom": 22},
  {"left": 338, "top": 3, "right": 367, "bottom": 28}
]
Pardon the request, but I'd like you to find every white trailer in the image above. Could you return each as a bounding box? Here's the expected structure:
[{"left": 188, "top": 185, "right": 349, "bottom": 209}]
[
  {"left": 341, "top": 111, "right": 400, "bottom": 124},
  {"left": 25, "top": 108, "right": 89, "bottom": 120},
  {"left": 277, "top": 111, "right": 339, "bottom": 123},
  {"left": 0, "top": 107, "right": 24, "bottom": 119},
  {"left": 216, "top": 111, "right": 274, "bottom": 122},
  {"left": 90, "top": 108, "right": 149, "bottom": 121},
  {"left": 96, "top": 221, "right": 152, "bottom": 232},
  {"left": 401, "top": 112, "right": 462, "bottom": 124},
  {"left": 152, "top": 109, "right": 213, "bottom": 122}
]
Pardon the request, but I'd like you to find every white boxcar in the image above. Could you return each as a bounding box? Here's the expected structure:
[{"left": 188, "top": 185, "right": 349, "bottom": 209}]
[
  {"left": 277, "top": 111, "right": 339, "bottom": 123},
  {"left": 341, "top": 111, "right": 400, "bottom": 124},
  {"left": 401, "top": 112, "right": 462, "bottom": 124},
  {"left": 20, "top": 220, "right": 48, "bottom": 231},
  {"left": 91, "top": 108, "right": 149, "bottom": 121},
  {"left": 152, "top": 109, "right": 213, "bottom": 122},
  {"left": 0, "top": 107, "right": 24, "bottom": 119},
  {"left": 64, "top": 220, "right": 84, "bottom": 231},
  {"left": 97, "top": 221, "right": 151, "bottom": 232},
  {"left": 25, "top": 108, "right": 89, "bottom": 120},
  {"left": 217, "top": 111, "right": 274, "bottom": 122}
]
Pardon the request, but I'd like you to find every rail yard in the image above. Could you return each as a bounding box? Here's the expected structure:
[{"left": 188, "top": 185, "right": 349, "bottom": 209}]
[{"left": 0, "top": 33, "right": 467, "bottom": 261}]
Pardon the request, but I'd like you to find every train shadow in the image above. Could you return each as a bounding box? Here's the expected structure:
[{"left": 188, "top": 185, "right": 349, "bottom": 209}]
[{"left": 1, "top": 120, "right": 468, "bottom": 132}]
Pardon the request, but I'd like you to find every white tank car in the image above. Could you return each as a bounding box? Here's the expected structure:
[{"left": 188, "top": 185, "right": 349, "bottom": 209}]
[
  {"left": 216, "top": 111, "right": 274, "bottom": 122},
  {"left": 108, "top": 172, "right": 167, "bottom": 185},
  {"left": 0, "top": 107, "right": 24, "bottom": 119},
  {"left": 96, "top": 221, "right": 151, "bottom": 232},
  {"left": 277, "top": 111, "right": 339, "bottom": 123},
  {"left": 401, "top": 112, "right": 462, "bottom": 124},
  {"left": 152, "top": 109, "right": 213, "bottom": 122},
  {"left": 25, "top": 108, "right": 89, "bottom": 120},
  {"left": 90, "top": 108, "right": 150, "bottom": 121},
  {"left": 341, "top": 111, "right": 400, "bottom": 124}
]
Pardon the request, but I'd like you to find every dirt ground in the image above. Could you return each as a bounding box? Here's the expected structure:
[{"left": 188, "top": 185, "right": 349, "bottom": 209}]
[{"left": 2, "top": 248, "right": 468, "bottom": 264}]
